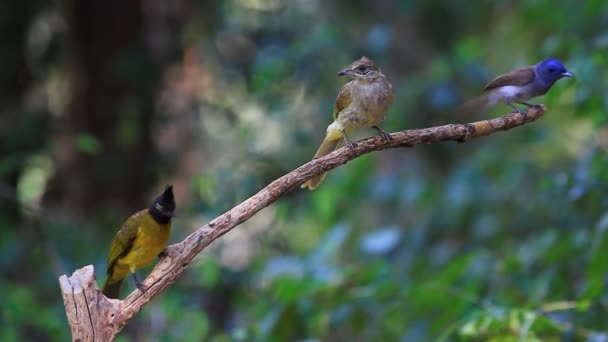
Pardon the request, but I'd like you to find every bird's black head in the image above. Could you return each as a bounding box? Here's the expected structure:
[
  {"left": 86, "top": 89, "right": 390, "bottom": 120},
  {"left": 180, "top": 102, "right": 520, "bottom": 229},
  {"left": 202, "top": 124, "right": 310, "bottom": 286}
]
[{"left": 148, "top": 185, "right": 176, "bottom": 224}]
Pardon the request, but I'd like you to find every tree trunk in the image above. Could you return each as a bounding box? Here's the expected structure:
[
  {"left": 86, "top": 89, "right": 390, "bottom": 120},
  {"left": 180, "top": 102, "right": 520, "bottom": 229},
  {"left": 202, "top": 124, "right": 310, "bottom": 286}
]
[{"left": 47, "top": 1, "right": 172, "bottom": 215}]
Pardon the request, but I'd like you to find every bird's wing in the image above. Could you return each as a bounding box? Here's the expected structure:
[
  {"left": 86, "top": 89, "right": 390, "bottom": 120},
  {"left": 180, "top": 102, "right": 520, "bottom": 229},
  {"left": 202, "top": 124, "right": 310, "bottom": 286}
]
[
  {"left": 333, "top": 81, "right": 353, "bottom": 120},
  {"left": 483, "top": 66, "right": 536, "bottom": 92},
  {"left": 106, "top": 210, "right": 143, "bottom": 274}
]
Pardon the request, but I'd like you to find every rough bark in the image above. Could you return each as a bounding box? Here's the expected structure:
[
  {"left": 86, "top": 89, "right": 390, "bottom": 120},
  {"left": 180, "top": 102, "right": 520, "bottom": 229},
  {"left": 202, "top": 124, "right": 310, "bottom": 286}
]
[{"left": 59, "top": 105, "right": 546, "bottom": 341}]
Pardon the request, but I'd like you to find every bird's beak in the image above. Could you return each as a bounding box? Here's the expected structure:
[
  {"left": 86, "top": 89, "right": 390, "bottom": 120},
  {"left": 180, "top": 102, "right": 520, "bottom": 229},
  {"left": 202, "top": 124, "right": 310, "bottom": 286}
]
[
  {"left": 337, "top": 68, "right": 354, "bottom": 77},
  {"left": 561, "top": 71, "right": 574, "bottom": 77}
]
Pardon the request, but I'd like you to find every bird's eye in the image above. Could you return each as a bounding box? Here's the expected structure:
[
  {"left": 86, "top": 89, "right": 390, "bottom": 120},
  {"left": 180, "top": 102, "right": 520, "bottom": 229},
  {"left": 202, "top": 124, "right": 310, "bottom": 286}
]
[
  {"left": 548, "top": 68, "right": 555, "bottom": 73},
  {"left": 356, "top": 65, "right": 367, "bottom": 73}
]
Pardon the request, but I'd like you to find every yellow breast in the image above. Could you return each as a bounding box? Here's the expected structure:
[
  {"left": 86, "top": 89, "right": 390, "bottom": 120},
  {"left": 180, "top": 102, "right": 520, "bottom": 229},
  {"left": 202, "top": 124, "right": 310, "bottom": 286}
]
[{"left": 117, "top": 214, "right": 171, "bottom": 273}]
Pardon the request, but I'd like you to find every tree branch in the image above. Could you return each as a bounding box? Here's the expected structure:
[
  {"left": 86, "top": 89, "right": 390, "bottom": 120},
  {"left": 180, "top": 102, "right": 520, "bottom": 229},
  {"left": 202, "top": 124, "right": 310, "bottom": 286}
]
[{"left": 58, "top": 105, "right": 546, "bottom": 341}]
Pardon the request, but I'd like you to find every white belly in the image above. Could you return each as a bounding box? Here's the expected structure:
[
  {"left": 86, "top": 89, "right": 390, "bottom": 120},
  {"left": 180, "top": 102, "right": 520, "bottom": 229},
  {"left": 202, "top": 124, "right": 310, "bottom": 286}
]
[{"left": 487, "top": 82, "right": 544, "bottom": 105}]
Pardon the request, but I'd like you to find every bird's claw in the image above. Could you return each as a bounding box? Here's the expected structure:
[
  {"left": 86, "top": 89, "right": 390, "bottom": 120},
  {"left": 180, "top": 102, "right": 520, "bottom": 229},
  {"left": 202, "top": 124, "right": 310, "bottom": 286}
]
[
  {"left": 373, "top": 126, "right": 392, "bottom": 142},
  {"left": 136, "top": 281, "right": 147, "bottom": 293},
  {"left": 158, "top": 249, "right": 168, "bottom": 259},
  {"left": 345, "top": 140, "right": 358, "bottom": 152},
  {"left": 379, "top": 130, "right": 392, "bottom": 142},
  {"left": 132, "top": 273, "right": 148, "bottom": 293},
  {"left": 507, "top": 101, "right": 528, "bottom": 119},
  {"left": 518, "top": 109, "right": 528, "bottom": 119}
]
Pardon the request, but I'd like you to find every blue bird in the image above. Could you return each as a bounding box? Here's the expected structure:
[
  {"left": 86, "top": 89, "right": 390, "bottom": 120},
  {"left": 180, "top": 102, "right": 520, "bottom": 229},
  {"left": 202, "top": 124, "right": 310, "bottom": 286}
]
[{"left": 461, "top": 58, "right": 574, "bottom": 116}]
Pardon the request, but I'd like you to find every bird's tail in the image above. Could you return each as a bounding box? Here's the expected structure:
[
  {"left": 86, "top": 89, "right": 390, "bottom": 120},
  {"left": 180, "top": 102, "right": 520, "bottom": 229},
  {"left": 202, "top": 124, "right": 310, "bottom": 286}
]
[
  {"left": 455, "top": 93, "right": 491, "bottom": 119},
  {"left": 102, "top": 278, "right": 123, "bottom": 299},
  {"left": 302, "top": 126, "right": 346, "bottom": 190}
]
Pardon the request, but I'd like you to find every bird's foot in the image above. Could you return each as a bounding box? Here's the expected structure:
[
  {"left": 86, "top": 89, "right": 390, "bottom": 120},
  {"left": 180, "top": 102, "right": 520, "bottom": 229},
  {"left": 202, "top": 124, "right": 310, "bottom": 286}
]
[
  {"left": 340, "top": 129, "right": 358, "bottom": 153},
  {"left": 345, "top": 139, "right": 358, "bottom": 152},
  {"left": 158, "top": 248, "right": 168, "bottom": 259},
  {"left": 517, "top": 109, "right": 528, "bottom": 119},
  {"left": 132, "top": 273, "right": 147, "bottom": 293},
  {"left": 506, "top": 101, "right": 527, "bottom": 119},
  {"left": 135, "top": 281, "right": 147, "bottom": 293},
  {"left": 373, "top": 126, "right": 392, "bottom": 142}
]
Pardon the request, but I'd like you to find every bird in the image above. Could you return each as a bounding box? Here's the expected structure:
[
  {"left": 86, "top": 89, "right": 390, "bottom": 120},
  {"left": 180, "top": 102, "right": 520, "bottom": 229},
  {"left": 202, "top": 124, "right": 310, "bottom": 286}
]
[
  {"left": 102, "top": 185, "right": 175, "bottom": 299},
  {"left": 302, "top": 56, "right": 394, "bottom": 190},
  {"left": 460, "top": 57, "right": 573, "bottom": 117}
]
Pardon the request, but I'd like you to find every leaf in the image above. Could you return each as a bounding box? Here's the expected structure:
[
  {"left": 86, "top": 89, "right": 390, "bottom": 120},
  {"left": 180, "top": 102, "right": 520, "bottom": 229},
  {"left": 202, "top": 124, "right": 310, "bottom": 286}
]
[{"left": 75, "top": 133, "right": 101, "bottom": 154}]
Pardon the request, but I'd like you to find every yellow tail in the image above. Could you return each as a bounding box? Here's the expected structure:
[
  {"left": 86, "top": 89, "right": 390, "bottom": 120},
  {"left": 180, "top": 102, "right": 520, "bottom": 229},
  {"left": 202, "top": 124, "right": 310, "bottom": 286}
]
[
  {"left": 302, "top": 126, "right": 346, "bottom": 190},
  {"left": 102, "top": 278, "right": 123, "bottom": 299}
]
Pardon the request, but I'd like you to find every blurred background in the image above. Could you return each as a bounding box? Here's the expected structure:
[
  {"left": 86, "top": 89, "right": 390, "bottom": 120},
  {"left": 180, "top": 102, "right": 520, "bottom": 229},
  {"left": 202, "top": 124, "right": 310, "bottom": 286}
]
[{"left": 2, "top": 0, "right": 608, "bottom": 341}]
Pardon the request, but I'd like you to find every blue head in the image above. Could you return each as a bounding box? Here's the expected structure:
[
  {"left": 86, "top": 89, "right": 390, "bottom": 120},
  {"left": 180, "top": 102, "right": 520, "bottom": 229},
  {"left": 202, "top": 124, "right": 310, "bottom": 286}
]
[{"left": 535, "top": 58, "right": 573, "bottom": 85}]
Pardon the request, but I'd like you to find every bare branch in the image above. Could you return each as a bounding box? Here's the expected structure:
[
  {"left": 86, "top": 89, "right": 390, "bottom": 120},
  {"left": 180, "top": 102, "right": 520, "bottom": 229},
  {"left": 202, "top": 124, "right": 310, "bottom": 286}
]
[{"left": 58, "top": 105, "right": 545, "bottom": 341}]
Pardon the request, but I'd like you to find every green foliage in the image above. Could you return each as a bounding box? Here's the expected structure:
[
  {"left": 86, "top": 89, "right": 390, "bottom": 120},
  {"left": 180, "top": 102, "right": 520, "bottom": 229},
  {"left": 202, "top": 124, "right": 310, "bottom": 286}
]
[{"left": 75, "top": 133, "right": 102, "bottom": 154}]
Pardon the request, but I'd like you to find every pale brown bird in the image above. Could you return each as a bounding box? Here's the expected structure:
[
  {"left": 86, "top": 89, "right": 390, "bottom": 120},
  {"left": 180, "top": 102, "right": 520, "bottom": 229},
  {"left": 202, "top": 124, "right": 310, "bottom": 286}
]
[{"left": 302, "top": 56, "right": 394, "bottom": 190}]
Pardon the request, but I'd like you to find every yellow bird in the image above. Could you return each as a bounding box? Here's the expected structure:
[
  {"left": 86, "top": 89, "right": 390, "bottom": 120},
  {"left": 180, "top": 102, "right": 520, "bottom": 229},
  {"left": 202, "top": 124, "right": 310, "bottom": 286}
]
[
  {"left": 302, "top": 56, "right": 394, "bottom": 190},
  {"left": 102, "top": 185, "right": 175, "bottom": 299}
]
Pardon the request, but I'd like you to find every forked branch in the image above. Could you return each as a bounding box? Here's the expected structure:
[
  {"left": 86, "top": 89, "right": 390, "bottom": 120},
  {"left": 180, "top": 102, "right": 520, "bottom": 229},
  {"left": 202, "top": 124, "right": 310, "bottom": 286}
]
[{"left": 59, "top": 105, "right": 546, "bottom": 341}]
